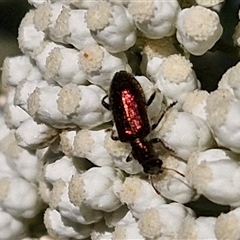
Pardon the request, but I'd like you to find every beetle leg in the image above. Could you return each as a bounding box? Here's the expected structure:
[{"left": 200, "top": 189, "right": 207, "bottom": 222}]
[
  {"left": 111, "top": 129, "right": 119, "bottom": 141},
  {"left": 101, "top": 95, "right": 111, "bottom": 110},
  {"left": 151, "top": 101, "right": 177, "bottom": 130},
  {"left": 126, "top": 153, "right": 133, "bottom": 162},
  {"left": 146, "top": 91, "right": 156, "bottom": 106}
]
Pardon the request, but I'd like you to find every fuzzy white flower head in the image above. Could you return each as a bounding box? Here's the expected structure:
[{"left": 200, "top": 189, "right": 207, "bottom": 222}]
[
  {"left": 218, "top": 61, "right": 240, "bottom": 101},
  {"left": 176, "top": 6, "right": 223, "bottom": 55},
  {"left": 182, "top": 90, "right": 210, "bottom": 121},
  {"left": 128, "top": 0, "right": 180, "bottom": 39},
  {"left": 44, "top": 208, "right": 91, "bottom": 239},
  {"left": 4, "top": 87, "right": 30, "bottom": 129},
  {"left": 0, "top": 209, "right": 26, "bottom": 240},
  {"left": 33, "top": 2, "right": 67, "bottom": 32},
  {"left": 0, "top": 131, "right": 40, "bottom": 182},
  {"left": 73, "top": 129, "right": 114, "bottom": 167},
  {"left": 14, "top": 79, "right": 48, "bottom": 112},
  {"left": 85, "top": 2, "right": 136, "bottom": 53},
  {"left": 49, "top": 179, "right": 103, "bottom": 224},
  {"left": 151, "top": 154, "right": 195, "bottom": 203},
  {"left": 18, "top": 10, "right": 45, "bottom": 56},
  {"left": 177, "top": 216, "right": 217, "bottom": 239},
  {"left": 1, "top": 56, "right": 34, "bottom": 87},
  {"left": 104, "top": 131, "right": 143, "bottom": 175},
  {"left": 68, "top": 166, "right": 124, "bottom": 212},
  {"left": 187, "top": 149, "right": 240, "bottom": 207},
  {"left": 15, "top": 118, "right": 58, "bottom": 149},
  {"left": 79, "top": 44, "right": 130, "bottom": 90},
  {"left": 156, "top": 54, "right": 200, "bottom": 106},
  {"left": 154, "top": 108, "right": 215, "bottom": 160},
  {"left": 45, "top": 47, "right": 87, "bottom": 86},
  {"left": 140, "top": 37, "right": 179, "bottom": 81},
  {"left": 135, "top": 75, "right": 163, "bottom": 123},
  {"left": 117, "top": 176, "right": 165, "bottom": 218},
  {"left": 0, "top": 177, "right": 41, "bottom": 218},
  {"left": 138, "top": 203, "right": 194, "bottom": 239},
  {"left": 48, "top": 7, "right": 96, "bottom": 50},
  {"left": 206, "top": 89, "right": 240, "bottom": 153},
  {"left": 113, "top": 220, "right": 144, "bottom": 240},
  {"left": 27, "top": 83, "right": 111, "bottom": 129},
  {"left": 215, "top": 207, "right": 240, "bottom": 240}
]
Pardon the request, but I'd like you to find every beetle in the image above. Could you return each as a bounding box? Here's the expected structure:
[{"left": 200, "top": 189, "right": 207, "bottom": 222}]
[{"left": 102, "top": 70, "right": 169, "bottom": 175}]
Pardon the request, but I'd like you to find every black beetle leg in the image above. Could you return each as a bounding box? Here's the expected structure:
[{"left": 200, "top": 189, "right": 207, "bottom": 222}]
[
  {"left": 102, "top": 95, "right": 111, "bottom": 110},
  {"left": 146, "top": 91, "right": 156, "bottom": 106},
  {"left": 151, "top": 101, "right": 177, "bottom": 130},
  {"left": 111, "top": 129, "right": 119, "bottom": 141},
  {"left": 126, "top": 153, "right": 133, "bottom": 162}
]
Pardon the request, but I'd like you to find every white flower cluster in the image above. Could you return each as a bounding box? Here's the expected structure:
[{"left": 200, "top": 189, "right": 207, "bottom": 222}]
[
  {"left": 4, "top": 0, "right": 240, "bottom": 239},
  {"left": 0, "top": 112, "right": 43, "bottom": 239}
]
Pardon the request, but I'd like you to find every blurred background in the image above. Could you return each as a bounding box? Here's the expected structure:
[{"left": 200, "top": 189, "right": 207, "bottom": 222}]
[
  {"left": 0, "top": 0, "right": 31, "bottom": 108},
  {"left": 0, "top": 0, "right": 31, "bottom": 78}
]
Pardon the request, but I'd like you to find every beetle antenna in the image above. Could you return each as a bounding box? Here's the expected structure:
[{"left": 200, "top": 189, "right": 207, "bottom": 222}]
[{"left": 162, "top": 167, "right": 185, "bottom": 177}]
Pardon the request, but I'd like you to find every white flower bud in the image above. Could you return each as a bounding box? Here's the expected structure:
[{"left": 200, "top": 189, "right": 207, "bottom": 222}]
[
  {"left": 27, "top": 83, "right": 111, "bottom": 128},
  {"left": 138, "top": 203, "right": 194, "bottom": 239},
  {"left": 0, "top": 132, "right": 40, "bottom": 182},
  {"left": 177, "top": 216, "right": 217, "bottom": 239},
  {"left": 4, "top": 87, "right": 30, "bottom": 129},
  {"left": 44, "top": 208, "right": 91, "bottom": 239},
  {"left": 1, "top": 56, "right": 33, "bottom": 87},
  {"left": 152, "top": 154, "right": 195, "bottom": 203},
  {"left": 33, "top": 41, "right": 64, "bottom": 84},
  {"left": 49, "top": 7, "right": 96, "bottom": 49},
  {"left": 218, "top": 61, "right": 240, "bottom": 101},
  {"left": 49, "top": 179, "right": 103, "bottom": 224},
  {"left": 0, "top": 209, "right": 26, "bottom": 240},
  {"left": 128, "top": 0, "right": 180, "bottom": 39},
  {"left": 154, "top": 108, "right": 215, "bottom": 160},
  {"left": 113, "top": 221, "right": 144, "bottom": 240},
  {"left": 18, "top": 10, "right": 45, "bottom": 56},
  {"left": 135, "top": 75, "right": 163, "bottom": 123},
  {"left": 0, "top": 177, "right": 42, "bottom": 218},
  {"left": 104, "top": 131, "right": 142, "bottom": 174},
  {"left": 79, "top": 44, "right": 130, "bottom": 90},
  {"left": 68, "top": 166, "right": 124, "bottom": 212},
  {"left": 0, "top": 152, "right": 19, "bottom": 179},
  {"left": 45, "top": 47, "right": 87, "bottom": 86},
  {"left": 14, "top": 79, "right": 48, "bottom": 112},
  {"left": 15, "top": 118, "right": 58, "bottom": 149},
  {"left": 43, "top": 156, "right": 79, "bottom": 184},
  {"left": 187, "top": 149, "right": 240, "bottom": 207},
  {"left": 117, "top": 176, "right": 166, "bottom": 218},
  {"left": 206, "top": 89, "right": 240, "bottom": 153},
  {"left": 156, "top": 54, "right": 200, "bottom": 107},
  {"left": 215, "top": 207, "right": 240, "bottom": 240},
  {"left": 57, "top": 84, "right": 112, "bottom": 128},
  {"left": 182, "top": 90, "right": 209, "bottom": 121},
  {"left": 73, "top": 129, "right": 114, "bottom": 166},
  {"left": 85, "top": 2, "right": 136, "bottom": 53},
  {"left": 140, "top": 37, "right": 179, "bottom": 81},
  {"left": 33, "top": 3, "right": 68, "bottom": 32},
  {"left": 176, "top": 6, "right": 223, "bottom": 55}
]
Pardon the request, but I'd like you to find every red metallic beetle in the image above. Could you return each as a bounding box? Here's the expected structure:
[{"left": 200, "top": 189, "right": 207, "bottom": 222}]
[{"left": 102, "top": 70, "right": 164, "bottom": 175}]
